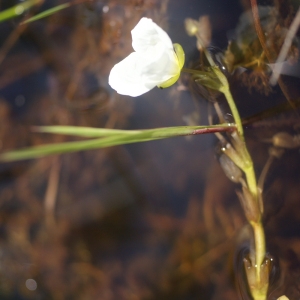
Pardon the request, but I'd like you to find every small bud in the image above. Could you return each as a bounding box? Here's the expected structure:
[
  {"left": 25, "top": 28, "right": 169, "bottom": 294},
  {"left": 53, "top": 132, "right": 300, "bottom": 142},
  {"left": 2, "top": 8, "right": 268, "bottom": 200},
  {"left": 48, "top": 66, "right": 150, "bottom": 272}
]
[
  {"left": 184, "top": 16, "right": 211, "bottom": 49},
  {"left": 277, "top": 296, "right": 289, "bottom": 300},
  {"left": 184, "top": 18, "right": 199, "bottom": 36},
  {"left": 219, "top": 154, "right": 243, "bottom": 183},
  {"left": 272, "top": 132, "right": 298, "bottom": 149},
  {"left": 221, "top": 142, "right": 246, "bottom": 171}
]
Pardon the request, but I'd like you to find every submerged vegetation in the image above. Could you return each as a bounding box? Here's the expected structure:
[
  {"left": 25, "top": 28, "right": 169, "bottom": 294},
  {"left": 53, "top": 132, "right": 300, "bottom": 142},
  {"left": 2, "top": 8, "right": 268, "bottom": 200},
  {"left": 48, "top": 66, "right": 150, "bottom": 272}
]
[{"left": 0, "top": 0, "right": 299, "bottom": 299}]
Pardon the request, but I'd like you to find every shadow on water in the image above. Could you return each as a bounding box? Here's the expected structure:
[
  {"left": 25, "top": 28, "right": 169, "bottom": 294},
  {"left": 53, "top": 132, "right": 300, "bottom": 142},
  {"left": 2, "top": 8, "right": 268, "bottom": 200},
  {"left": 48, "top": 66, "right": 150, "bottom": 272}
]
[{"left": 0, "top": 0, "right": 300, "bottom": 299}]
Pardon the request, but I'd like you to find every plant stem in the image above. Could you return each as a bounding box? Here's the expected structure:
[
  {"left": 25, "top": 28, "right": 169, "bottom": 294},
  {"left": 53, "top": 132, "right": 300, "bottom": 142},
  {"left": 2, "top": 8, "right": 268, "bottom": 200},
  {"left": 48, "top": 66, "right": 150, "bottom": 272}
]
[
  {"left": 182, "top": 44, "right": 266, "bottom": 269},
  {"left": 209, "top": 62, "right": 266, "bottom": 297},
  {"left": 220, "top": 73, "right": 265, "bottom": 275},
  {"left": 184, "top": 34, "right": 267, "bottom": 298},
  {"left": 220, "top": 84, "right": 244, "bottom": 138},
  {"left": 252, "top": 222, "right": 266, "bottom": 279}
]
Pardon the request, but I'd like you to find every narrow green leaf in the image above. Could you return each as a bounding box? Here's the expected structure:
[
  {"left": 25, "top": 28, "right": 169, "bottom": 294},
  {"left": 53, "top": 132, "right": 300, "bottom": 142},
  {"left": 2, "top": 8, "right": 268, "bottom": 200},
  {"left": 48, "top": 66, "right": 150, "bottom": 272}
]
[
  {"left": 0, "top": 134, "right": 163, "bottom": 162},
  {"left": 0, "top": 124, "right": 236, "bottom": 162},
  {"left": 33, "top": 126, "right": 141, "bottom": 138},
  {"left": 34, "top": 124, "right": 235, "bottom": 138},
  {"left": 22, "top": 3, "right": 70, "bottom": 24},
  {"left": 0, "top": 0, "right": 41, "bottom": 23}
]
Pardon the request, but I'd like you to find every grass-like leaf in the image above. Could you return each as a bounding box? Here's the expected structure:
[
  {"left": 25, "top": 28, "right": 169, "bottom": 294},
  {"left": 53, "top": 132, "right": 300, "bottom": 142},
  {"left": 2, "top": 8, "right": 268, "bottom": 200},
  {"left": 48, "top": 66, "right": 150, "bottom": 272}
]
[
  {"left": 0, "top": 0, "right": 41, "bottom": 23},
  {"left": 22, "top": 3, "right": 70, "bottom": 24},
  {"left": 32, "top": 126, "right": 141, "bottom": 138},
  {"left": 0, "top": 124, "right": 236, "bottom": 162}
]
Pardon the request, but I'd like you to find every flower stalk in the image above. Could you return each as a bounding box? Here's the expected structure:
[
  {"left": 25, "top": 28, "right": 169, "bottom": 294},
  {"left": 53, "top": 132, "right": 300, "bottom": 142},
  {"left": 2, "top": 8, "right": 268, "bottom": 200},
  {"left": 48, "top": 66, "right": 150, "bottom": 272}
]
[
  {"left": 213, "top": 71, "right": 267, "bottom": 299},
  {"left": 183, "top": 43, "right": 267, "bottom": 298}
]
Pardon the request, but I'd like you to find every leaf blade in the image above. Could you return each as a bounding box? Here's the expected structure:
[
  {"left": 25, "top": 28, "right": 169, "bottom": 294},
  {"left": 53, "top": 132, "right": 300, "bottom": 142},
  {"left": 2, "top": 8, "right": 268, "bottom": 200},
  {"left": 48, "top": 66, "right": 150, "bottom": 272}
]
[
  {"left": 0, "top": 0, "right": 41, "bottom": 23},
  {"left": 1, "top": 124, "right": 236, "bottom": 162},
  {"left": 22, "top": 3, "right": 70, "bottom": 24}
]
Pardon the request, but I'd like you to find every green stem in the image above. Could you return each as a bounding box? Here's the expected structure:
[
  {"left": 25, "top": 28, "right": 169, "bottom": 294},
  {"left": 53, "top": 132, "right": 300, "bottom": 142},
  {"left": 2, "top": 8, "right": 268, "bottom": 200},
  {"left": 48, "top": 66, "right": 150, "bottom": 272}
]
[
  {"left": 205, "top": 53, "right": 266, "bottom": 284},
  {"left": 219, "top": 74, "right": 265, "bottom": 271},
  {"left": 214, "top": 64, "right": 267, "bottom": 299},
  {"left": 245, "top": 164, "right": 258, "bottom": 204},
  {"left": 185, "top": 37, "right": 267, "bottom": 298},
  {"left": 252, "top": 222, "right": 266, "bottom": 281},
  {"left": 220, "top": 84, "right": 244, "bottom": 138}
]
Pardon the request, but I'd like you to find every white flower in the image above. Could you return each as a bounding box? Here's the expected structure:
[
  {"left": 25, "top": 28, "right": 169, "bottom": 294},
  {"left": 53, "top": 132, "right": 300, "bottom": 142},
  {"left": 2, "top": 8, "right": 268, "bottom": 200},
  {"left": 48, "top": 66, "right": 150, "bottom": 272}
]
[{"left": 108, "top": 17, "right": 184, "bottom": 97}]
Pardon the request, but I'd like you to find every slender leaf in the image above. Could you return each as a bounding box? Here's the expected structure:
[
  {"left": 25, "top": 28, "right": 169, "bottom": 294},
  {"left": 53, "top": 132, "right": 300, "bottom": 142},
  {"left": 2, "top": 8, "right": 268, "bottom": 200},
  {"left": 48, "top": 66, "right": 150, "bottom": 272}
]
[
  {"left": 34, "top": 124, "right": 235, "bottom": 138},
  {"left": 22, "top": 3, "right": 70, "bottom": 24},
  {"left": 32, "top": 126, "right": 141, "bottom": 138},
  {"left": 0, "top": 0, "right": 41, "bottom": 23},
  {"left": 0, "top": 124, "right": 236, "bottom": 162}
]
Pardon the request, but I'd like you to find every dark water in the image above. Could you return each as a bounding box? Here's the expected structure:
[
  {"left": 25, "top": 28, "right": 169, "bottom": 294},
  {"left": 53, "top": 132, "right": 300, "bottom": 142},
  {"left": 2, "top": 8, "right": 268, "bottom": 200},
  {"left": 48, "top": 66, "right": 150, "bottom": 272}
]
[{"left": 0, "top": 0, "right": 299, "bottom": 299}]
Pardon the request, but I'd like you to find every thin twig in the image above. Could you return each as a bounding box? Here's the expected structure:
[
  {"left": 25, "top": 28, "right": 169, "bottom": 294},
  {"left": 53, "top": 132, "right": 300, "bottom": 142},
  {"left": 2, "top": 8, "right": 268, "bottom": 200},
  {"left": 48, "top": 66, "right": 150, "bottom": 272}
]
[
  {"left": 45, "top": 157, "right": 61, "bottom": 226},
  {"left": 249, "top": 0, "right": 296, "bottom": 108},
  {"left": 269, "top": 7, "right": 300, "bottom": 85},
  {"left": 249, "top": 0, "right": 272, "bottom": 62}
]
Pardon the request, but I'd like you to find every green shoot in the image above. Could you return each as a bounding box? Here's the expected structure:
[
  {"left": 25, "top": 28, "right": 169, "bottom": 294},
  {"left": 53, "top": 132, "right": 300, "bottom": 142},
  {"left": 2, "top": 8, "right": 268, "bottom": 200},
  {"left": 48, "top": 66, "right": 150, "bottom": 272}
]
[
  {"left": 0, "top": 124, "right": 235, "bottom": 162},
  {"left": 22, "top": 3, "right": 71, "bottom": 24},
  {"left": 0, "top": 0, "right": 42, "bottom": 23}
]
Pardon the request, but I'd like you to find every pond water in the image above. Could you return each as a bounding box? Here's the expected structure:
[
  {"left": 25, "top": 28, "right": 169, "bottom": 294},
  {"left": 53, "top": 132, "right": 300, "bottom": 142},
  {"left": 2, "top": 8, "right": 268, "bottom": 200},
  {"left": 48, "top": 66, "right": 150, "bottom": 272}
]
[{"left": 0, "top": 0, "right": 299, "bottom": 299}]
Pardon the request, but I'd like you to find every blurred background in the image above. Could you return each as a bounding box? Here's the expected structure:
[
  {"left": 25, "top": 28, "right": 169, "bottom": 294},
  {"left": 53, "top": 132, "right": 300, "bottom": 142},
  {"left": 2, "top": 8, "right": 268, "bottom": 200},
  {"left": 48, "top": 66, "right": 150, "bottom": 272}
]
[{"left": 0, "top": 0, "right": 300, "bottom": 299}]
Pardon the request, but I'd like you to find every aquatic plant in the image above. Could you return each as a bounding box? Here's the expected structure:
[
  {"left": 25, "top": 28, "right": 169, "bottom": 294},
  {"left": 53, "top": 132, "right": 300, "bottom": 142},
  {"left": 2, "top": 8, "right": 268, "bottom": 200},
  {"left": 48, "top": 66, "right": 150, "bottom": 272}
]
[{"left": 0, "top": 1, "right": 299, "bottom": 299}]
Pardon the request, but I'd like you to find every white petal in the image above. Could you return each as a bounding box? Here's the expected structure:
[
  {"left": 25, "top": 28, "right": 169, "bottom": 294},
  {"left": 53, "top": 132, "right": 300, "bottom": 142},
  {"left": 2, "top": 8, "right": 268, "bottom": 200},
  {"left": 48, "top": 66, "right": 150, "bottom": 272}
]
[
  {"left": 140, "top": 49, "right": 179, "bottom": 85},
  {"left": 108, "top": 53, "right": 156, "bottom": 97},
  {"left": 108, "top": 17, "right": 181, "bottom": 97},
  {"left": 131, "top": 18, "right": 173, "bottom": 55}
]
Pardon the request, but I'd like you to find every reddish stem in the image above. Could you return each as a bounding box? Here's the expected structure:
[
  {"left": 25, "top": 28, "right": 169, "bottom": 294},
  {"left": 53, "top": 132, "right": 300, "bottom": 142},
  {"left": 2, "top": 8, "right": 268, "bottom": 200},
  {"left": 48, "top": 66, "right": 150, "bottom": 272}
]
[
  {"left": 191, "top": 126, "right": 236, "bottom": 135},
  {"left": 249, "top": 0, "right": 272, "bottom": 62}
]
